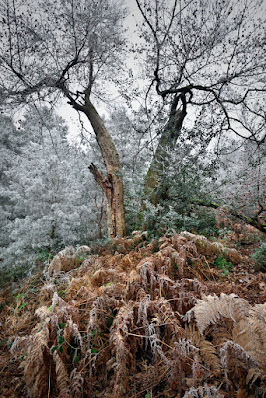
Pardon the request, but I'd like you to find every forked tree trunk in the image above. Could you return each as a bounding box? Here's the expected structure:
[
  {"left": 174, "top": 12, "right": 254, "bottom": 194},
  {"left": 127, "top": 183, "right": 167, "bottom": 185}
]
[{"left": 82, "top": 99, "right": 126, "bottom": 237}]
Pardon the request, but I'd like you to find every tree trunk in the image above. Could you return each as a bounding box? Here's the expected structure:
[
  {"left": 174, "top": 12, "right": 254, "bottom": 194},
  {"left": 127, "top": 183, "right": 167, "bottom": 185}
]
[
  {"left": 84, "top": 99, "right": 126, "bottom": 237},
  {"left": 138, "top": 96, "right": 187, "bottom": 228},
  {"left": 144, "top": 98, "right": 187, "bottom": 205}
]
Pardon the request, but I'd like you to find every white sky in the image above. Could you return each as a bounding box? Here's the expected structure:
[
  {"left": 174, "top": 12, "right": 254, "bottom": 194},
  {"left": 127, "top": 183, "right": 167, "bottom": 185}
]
[{"left": 57, "top": 0, "right": 265, "bottom": 146}]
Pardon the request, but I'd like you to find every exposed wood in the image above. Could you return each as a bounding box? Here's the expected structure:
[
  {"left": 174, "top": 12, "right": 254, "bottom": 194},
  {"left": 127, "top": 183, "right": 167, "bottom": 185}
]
[
  {"left": 89, "top": 163, "right": 126, "bottom": 237},
  {"left": 84, "top": 99, "right": 126, "bottom": 237}
]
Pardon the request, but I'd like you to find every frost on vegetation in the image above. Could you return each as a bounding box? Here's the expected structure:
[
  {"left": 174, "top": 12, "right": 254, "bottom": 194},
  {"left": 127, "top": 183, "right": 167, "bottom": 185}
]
[
  {"left": 183, "top": 385, "right": 218, "bottom": 398},
  {"left": 184, "top": 293, "right": 250, "bottom": 334},
  {"left": 0, "top": 108, "right": 99, "bottom": 277},
  {"left": 181, "top": 231, "right": 241, "bottom": 263},
  {"left": 220, "top": 340, "right": 257, "bottom": 388},
  {"left": 4, "top": 233, "right": 266, "bottom": 397},
  {"left": 48, "top": 245, "right": 91, "bottom": 276},
  {"left": 35, "top": 306, "right": 52, "bottom": 321}
]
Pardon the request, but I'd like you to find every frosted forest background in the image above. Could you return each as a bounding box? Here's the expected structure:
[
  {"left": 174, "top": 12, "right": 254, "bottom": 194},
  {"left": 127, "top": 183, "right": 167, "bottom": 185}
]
[{"left": 0, "top": 101, "right": 265, "bottom": 283}]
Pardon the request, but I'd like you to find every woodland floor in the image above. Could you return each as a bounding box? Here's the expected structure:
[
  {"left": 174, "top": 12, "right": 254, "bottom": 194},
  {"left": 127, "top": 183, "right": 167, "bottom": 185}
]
[{"left": 0, "top": 230, "right": 265, "bottom": 398}]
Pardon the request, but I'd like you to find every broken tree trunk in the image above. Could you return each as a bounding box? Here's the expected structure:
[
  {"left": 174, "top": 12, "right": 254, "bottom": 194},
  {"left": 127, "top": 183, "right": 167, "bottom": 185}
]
[{"left": 83, "top": 99, "right": 126, "bottom": 237}]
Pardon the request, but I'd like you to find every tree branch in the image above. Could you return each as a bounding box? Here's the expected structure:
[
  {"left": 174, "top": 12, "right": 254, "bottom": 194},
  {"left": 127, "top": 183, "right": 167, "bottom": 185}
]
[
  {"left": 88, "top": 163, "right": 106, "bottom": 192},
  {"left": 192, "top": 199, "right": 266, "bottom": 233}
]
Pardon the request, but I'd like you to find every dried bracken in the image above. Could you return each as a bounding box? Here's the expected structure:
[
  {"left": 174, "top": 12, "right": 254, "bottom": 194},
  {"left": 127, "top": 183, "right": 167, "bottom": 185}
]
[{"left": 1, "top": 232, "right": 265, "bottom": 397}]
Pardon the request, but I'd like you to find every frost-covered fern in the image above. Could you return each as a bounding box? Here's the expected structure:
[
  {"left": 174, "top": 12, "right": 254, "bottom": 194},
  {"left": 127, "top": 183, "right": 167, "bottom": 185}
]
[
  {"left": 183, "top": 385, "right": 218, "bottom": 398},
  {"left": 184, "top": 293, "right": 250, "bottom": 333}
]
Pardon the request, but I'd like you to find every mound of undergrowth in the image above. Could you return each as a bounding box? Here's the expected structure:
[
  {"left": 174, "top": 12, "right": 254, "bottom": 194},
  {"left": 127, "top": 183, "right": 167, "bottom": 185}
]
[{"left": 0, "top": 232, "right": 265, "bottom": 398}]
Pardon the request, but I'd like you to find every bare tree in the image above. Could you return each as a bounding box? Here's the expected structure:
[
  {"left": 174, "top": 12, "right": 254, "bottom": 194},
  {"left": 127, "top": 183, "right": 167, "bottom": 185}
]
[
  {"left": 0, "top": 0, "right": 126, "bottom": 236},
  {"left": 135, "top": 0, "right": 266, "bottom": 215}
]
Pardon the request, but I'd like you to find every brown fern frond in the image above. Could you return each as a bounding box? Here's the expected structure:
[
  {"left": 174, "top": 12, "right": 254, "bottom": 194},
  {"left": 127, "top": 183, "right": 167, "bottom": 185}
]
[
  {"left": 70, "top": 369, "right": 84, "bottom": 397},
  {"left": 180, "top": 278, "right": 208, "bottom": 296},
  {"left": 136, "top": 297, "right": 179, "bottom": 361},
  {"left": 64, "top": 319, "right": 83, "bottom": 349},
  {"left": 138, "top": 261, "right": 173, "bottom": 298},
  {"left": 14, "top": 323, "right": 52, "bottom": 398},
  {"left": 159, "top": 245, "right": 186, "bottom": 279},
  {"left": 173, "top": 290, "right": 198, "bottom": 315},
  {"left": 170, "top": 339, "right": 203, "bottom": 391},
  {"left": 185, "top": 293, "right": 250, "bottom": 334},
  {"left": 170, "top": 233, "right": 188, "bottom": 250},
  {"left": 78, "top": 255, "right": 102, "bottom": 276},
  {"left": 10, "top": 335, "right": 29, "bottom": 355},
  {"left": 137, "top": 294, "right": 151, "bottom": 332},
  {"left": 181, "top": 231, "right": 244, "bottom": 264},
  {"left": 148, "top": 322, "right": 170, "bottom": 363},
  {"left": 131, "top": 362, "right": 167, "bottom": 393},
  {"left": 136, "top": 286, "right": 147, "bottom": 301},
  {"left": 211, "top": 323, "right": 234, "bottom": 347},
  {"left": 53, "top": 351, "right": 70, "bottom": 396},
  {"left": 184, "top": 324, "right": 221, "bottom": 375},
  {"left": 87, "top": 295, "right": 118, "bottom": 341},
  {"left": 175, "top": 337, "right": 199, "bottom": 358},
  {"left": 91, "top": 268, "right": 121, "bottom": 287},
  {"left": 185, "top": 323, "right": 202, "bottom": 347},
  {"left": 66, "top": 275, "right": 93, "bottom": 300},
  {"left": 110, "top": 295, "right": 185, "bottom": 396},
  {"left": 220, "top": 340, "right": 257, "bottom": 387},
  {"left": 232, "top": 318, "right": 263, "bottom": 367},
  {"left": 110, "top": 303, "right": 135, "bottom": 397},
  {"left": 29, "top": 325, "right": 50, "bottom": 363},
  {"left": 58, "top": 388, "right": 71, "bottom": 398},
  {"left": 232, "top": 319, "right": 254, "bottom": 348},
  {"left": 49, "top": 313, "right": 60, "bottom": 342},
  {"left": 168, "top": 278, "right": 208, "bottom": 315},
  {"left": 35, "top": 305, "right": 52, "bottom": 321},
  {"left": 156, "top": 298, "right": 184, "bottom": 341},
  {"left": 30, "top": 368, "right": 50, "bottom": 398},
  {"left": 246, "top": 367, "right": 266, "bottom": 387},
  {"left": 39, "top": 283, "right": 55, "bottom": 303},
  {"left": 249, "top": 303, "right": 266, "bottom": 350},
  {"left": 236, "top": 389, "right": 248, "bottom": 398},
  {"left": 199, "top": 340, "right": 221, "bottom": 374},
  {"left": 52, "top": 291, "right": 79, "bottom": 323},
  {"left": 165, "top": 235, "right": 200, "bottom": 278}
]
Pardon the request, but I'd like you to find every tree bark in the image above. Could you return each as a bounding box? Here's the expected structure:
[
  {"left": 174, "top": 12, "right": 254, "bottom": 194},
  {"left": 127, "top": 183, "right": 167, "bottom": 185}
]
[
  {"left": 84, "top": 99, "right": 126, "bottom": 237},
  {"left": 138, "top": 95, "right": 187, "bottom": 228},
  {"left": 143, "top": 109, "right": 184, "bottom": 205},
  {"left": 57, "top": 82, "right": 126, "bottom": 237},
  {"left": 144, "top": 95, "right": 187, "bottom": 205}
]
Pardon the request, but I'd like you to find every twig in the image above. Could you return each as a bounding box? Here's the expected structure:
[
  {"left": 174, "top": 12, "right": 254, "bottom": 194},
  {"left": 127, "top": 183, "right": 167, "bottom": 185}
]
[
  {"left": 48, "top": 365, "right": 51, "bottom": 398},
  {"left": 0, "top": 372, "right": 22, "bottom": 376}
]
